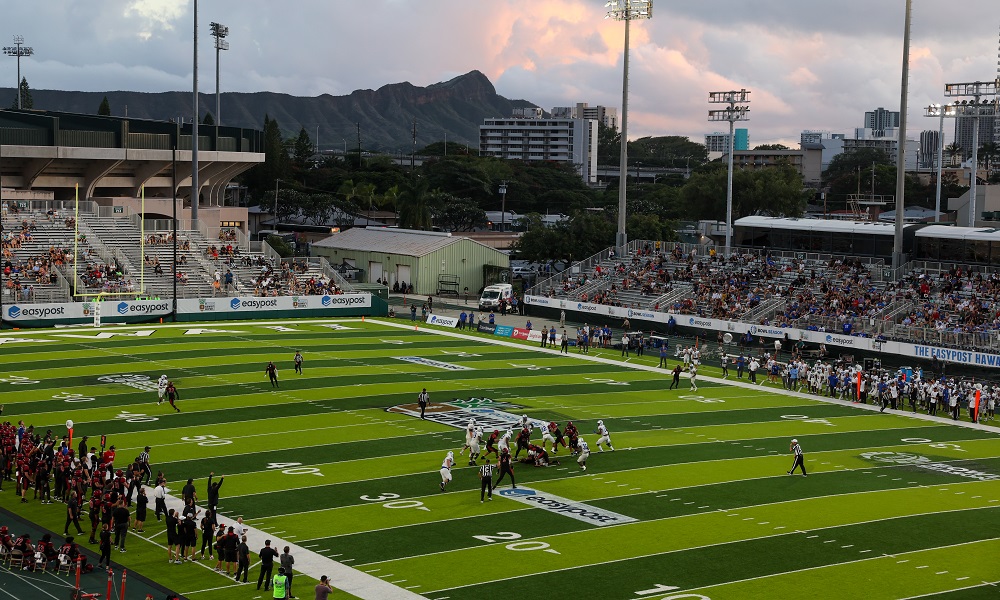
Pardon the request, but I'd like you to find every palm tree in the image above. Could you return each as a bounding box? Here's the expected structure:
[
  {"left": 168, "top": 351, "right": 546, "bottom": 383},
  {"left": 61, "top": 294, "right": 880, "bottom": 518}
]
[
  {"left": 337, "top": 180, "right": 361, "bottom": 224},
  {"left": 979, "top": 142, "right": 1000, "bottom": 177},
  {"left": 356, "top": 182, "right": 377, "bottom": 226},
  {"left": 398, "top": 177, "right": 432, "bottom": 230},
  {"left": 382, "top": 185, "right": 401, "bottom": 224},
  {"left": 945, "top": 142, "right": 962, "bottom": 167}
]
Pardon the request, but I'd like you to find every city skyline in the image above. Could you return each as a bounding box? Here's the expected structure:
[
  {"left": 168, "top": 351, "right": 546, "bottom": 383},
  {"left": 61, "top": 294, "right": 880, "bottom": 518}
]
[{"left": 2, "top": 1, "right": 997, "bottom": 146}]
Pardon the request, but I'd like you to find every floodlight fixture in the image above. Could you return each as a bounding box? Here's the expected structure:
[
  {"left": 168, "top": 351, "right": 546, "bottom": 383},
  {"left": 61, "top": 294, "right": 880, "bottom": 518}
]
[
  {"left": 605, "top": 0, "right": 653, "bottom": 254},
  {"left": 941, "top": 80, "right": 999, "bottom": 226},
  {"left": 3, "top": 35, "right": 35, "bottom": 109},
  {"left": 924, "top": 103, "right": 960, "bottom": 223},
  {"left": 708, "top": 89, "right": 751, "bottom": 257},
  {"left": 210, "top": 22, "right": 230, "bottom": 125}
]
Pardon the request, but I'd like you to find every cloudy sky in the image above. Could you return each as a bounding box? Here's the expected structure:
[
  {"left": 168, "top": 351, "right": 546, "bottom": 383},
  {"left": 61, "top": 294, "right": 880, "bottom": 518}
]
[{"left": 2, "top": 0, "right": 998, "bottom": 146}]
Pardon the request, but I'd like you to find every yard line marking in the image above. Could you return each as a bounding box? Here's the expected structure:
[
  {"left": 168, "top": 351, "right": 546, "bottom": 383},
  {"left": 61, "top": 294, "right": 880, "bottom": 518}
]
[
  {"left": 841, "top": 545, "right": 854, "bottom": 548},
  {"left": 935, "top": 571, "right": 948, "bottom": 575},
  {"left": 806, "top": 535, "right": 819, "bottom": 539},
  {"left": 916, "top": 565, "right": 929, "bottom": 569}
]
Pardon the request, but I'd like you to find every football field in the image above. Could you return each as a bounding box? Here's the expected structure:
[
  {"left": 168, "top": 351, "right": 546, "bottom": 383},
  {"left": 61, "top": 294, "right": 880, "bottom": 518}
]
[{"left": 2, "top": 318, "right": 1000, "bottom": 600}]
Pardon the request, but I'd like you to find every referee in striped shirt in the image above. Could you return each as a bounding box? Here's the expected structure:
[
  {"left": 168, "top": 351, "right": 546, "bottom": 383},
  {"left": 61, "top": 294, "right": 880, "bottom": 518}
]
[
  {"left": 479, "top": 460, "right": 495, "bottom": 503},
  {"left": 787, "top": 438, "right": 807, "bottom": 477},
  {"left": 139, "top": 446, "right": 152, "bottom": 485}
]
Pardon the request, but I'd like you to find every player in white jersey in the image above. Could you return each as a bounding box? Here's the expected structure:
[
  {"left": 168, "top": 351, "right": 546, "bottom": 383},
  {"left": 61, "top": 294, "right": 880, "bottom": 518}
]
[
  {"left": 157, "top": 375, "right": 169, "bottom": 405},
  {"left": 498, "top": 430, "right": 512, "bottom": 454},
  {"left": 515, "top": 414, "right": 531, "bottom": 432},
  {"left": 577, "top": 437, "right": 591, "bottom": 471},
  {"left": 439, "top": 451, "right": 454, "bottom": 492},
  {"left": 689, "top": 364, "right": 698, "bottom": 392},
  {"left": 541, "top": 422, "right": 556, "bottom": 451},
  {"left": 468, "top": 426, "right": 483, "bottom": 466},
  {"left": 460, "top": 418, "right": 477, "bottom": 456},
  {"left": 595, "top": 420, "right": 614, "bottom": 452}
]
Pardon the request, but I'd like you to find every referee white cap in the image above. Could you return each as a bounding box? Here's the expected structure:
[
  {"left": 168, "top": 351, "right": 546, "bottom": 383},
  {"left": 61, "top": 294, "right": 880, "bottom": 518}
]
[{"left": 791, "top": 439, "right": 798, "bottom": 443}]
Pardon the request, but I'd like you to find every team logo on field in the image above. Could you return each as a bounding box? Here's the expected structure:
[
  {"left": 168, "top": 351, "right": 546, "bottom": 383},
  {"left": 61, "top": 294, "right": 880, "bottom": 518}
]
[
  {"left": 97, "top": 374, "right": 159, "bottom": 392},
  {"left": 860, "top": 452, "right": 1000, "bottom": 481},
  {"left": 497, "top": 487, "right": 637, "bottom": 526},
  {"left": 387, "top": 397, "right": 546, "bottom": 431},
  {"left": 859, "top": 452, "right": 930, "bottom": 465}
]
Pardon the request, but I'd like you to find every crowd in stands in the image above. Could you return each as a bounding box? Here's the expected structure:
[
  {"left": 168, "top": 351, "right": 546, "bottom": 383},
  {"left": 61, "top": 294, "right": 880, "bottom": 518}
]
[
  {"left": 535, "top": 243, "right": 901, "bottom": 338},
  {"left": 893, "top": 266, "right": 1000, "bottom": 336}
]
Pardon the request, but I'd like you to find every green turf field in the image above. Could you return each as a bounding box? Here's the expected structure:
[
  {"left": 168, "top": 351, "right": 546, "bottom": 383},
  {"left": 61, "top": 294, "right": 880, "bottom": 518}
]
[{"left": 1, "top": 318, "right": 999, "bottom": 600}]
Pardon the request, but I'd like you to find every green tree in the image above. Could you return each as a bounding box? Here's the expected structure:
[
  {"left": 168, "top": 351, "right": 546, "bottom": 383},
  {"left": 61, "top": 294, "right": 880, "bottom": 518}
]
[
  {"left": 432, "top": 195, "right": 487, "bottom": 231},
  {"left": 244, "top": 115, "right": 290, "bottom": 203},
  {"left": 514, "top": 212, "right": 615, "bottom": 265},
  {"left": 627, "top": 214, "right": 677, "bottom": 242},
  {"left": 266, "top": 234, "right": 294, "bottom": 258},
  {"left": 10, "top": 77, "right": 33, "bottom": 109},
  {"left": 597, "top": 122, "right": 621, "bottom": 165},
  {"left": 292, "top": 127, "right": 314, "bottom": 171},
  {"left": 97, "top": 96, "right": 111, "bottom": 116},
  {"left": 753, "top": 143, "right": 790, "bottom": 151},
  {"left": 202, "top": 112, "right": 215, "bottom": 126},
  {"left": 680, "top": 163, "right": 807, "bottom": 220}
]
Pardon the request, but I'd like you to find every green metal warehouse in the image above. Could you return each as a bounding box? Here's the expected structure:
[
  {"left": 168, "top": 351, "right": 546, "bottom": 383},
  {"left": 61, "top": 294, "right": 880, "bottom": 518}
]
[{"left": 310, "top": 227, "right": 510, "bottom": 296}]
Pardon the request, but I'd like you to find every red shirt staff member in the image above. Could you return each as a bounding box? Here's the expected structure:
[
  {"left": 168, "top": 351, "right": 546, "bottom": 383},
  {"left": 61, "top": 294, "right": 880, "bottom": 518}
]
[
  {"left": 265, "top": 361, "right": 279, "bottom": 388},
  {"left": 787, "top": 438, "right": 807, "bottom": 477},
  {"left": 166, "top": 381, "right": 181, "bottom": 412},
  {"left": 494, "top": 448, "right": 516, "bottom": 490}
]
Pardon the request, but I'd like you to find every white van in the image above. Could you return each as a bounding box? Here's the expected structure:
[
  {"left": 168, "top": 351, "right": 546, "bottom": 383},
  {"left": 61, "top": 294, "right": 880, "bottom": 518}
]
[{"left": 479, "top": 283, "right": 514, "bottom": 311}]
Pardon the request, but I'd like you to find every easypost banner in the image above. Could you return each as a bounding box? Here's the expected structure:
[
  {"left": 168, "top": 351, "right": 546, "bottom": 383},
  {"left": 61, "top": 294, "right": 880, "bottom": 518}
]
[
  {"left": 106, "top": 300, "right": 172, "bottom": 319},
  {"left": 426, "top": 314, "right": 459, "bottom": 328},
  {"left": 905, "top": 344, "right": 1000, "bottom": 368},
  {"left": 177, "top": 293, "right": 371, "bottom": 315},
  {"left": 4, "top": 302, "right": 85, "bottom": 322}
]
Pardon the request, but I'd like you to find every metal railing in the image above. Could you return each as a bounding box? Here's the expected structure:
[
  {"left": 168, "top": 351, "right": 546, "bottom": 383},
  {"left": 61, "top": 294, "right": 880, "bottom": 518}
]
[{"left": 317, "top": 255, "right": 355, "bottom": 292}]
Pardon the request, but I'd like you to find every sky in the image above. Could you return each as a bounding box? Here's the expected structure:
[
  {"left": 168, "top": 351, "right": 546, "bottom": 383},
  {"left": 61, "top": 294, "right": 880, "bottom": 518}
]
[{"left": 2, "top": 0, "right": 998, "bottom": 147}]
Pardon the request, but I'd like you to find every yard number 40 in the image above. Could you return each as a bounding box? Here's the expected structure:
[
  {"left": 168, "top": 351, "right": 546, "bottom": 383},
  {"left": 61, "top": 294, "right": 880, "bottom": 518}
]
[{"left": 267, "top": 462, "right": 323, "bottom": 476}]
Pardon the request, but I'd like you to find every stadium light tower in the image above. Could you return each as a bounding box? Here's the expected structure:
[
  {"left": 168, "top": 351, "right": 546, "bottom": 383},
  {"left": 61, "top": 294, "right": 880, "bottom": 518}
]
[
  {"left": 924, "top": 103, "right": 957, "bottom": 223},
  {"left": 210, "top": 22, "right": 229, "bottom": 125},
  {"left": 3, "top": 35, "right": 34, "bottom": 109},
  {"left": 891, "top": 0, "right": 912, "bottom": 269},
  {"left": 943, "top": 80, "right": 999, "bottom": 226},
  {"left": 708, "top": 89, "right": 750, "bottom": 258},
  {"left": 605, "top": 0, "right": 652, "bottom": 256}
]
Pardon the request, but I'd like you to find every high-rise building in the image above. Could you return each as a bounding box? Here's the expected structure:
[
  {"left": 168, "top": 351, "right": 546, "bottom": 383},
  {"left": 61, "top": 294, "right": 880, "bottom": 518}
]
[
  {"left": 953, "top": 114, "right": 997, "bottom": 162},
  {"left": 479, "top": 114, "right": 598, "bottom": 183},
  {"left": 864, "top": 107, "right": 900, "bottom": 137},
  {"left": 551, "top": 103, "right": 617, "bottom": 129},
  {"left": 705, "top": 129, "right": 748, "bottom": 153},
  {"left": 919, "top": 130, "right": 940, "bottom": 169},
  {"left": 800, "top": 130, "right": 845, "bottom": 145}
]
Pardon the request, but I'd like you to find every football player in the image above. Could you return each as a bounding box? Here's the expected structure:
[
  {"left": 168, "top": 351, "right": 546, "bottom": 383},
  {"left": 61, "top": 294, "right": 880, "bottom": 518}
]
[
  {"left": 439, "top": 451, "right": 454, "bottom": 492},
  {"left": 595, "top": 420, "right": 614, "bottom": 452}
]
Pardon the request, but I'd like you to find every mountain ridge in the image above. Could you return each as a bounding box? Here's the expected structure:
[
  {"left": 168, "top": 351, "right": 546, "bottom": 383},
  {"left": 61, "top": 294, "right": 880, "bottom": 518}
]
[{"left": 1, "top": 70, "right": 539, "bottom": 150}]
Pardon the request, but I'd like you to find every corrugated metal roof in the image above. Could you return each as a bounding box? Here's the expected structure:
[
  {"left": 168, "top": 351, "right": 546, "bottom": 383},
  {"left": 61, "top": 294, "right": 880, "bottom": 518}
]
[
  {"left": 735, "top": 216, "right": 916, "bottom": 235},
  {"left": 312, "top": 227, "right": 465, "bottom": 257}
]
